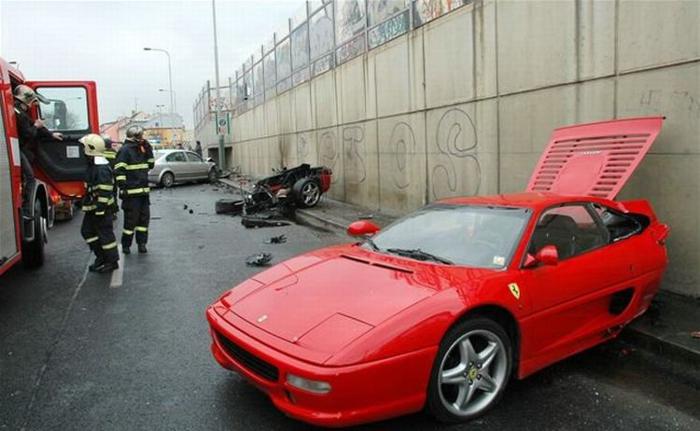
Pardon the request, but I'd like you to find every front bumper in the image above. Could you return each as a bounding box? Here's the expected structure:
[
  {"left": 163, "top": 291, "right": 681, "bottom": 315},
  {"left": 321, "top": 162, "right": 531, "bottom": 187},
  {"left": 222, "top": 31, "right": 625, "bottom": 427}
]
[{"left": 206, "top": 304, "right": 435, "bottom": 427}]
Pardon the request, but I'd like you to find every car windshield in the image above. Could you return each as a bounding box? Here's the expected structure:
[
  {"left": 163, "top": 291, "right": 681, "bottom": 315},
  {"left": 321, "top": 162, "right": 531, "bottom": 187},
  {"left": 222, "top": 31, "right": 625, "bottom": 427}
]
[{"left": 367, "top": 204, "right": 530, "bottom": 269}]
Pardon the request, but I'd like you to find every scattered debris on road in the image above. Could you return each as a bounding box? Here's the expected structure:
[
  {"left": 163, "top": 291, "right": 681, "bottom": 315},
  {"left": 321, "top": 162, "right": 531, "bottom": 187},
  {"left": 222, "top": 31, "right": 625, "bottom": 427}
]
[
  {"left": 215, "top": 199, "right": 244, "bottom": 215},
  {"left": 264, "top": 234, "right": 287, "bottom": 244},
  {"left": 246, "top": 252, "right": 273, "bottom": 266},
  {"left": 241, "top": 215, "right": 290, "bottom": 228}
]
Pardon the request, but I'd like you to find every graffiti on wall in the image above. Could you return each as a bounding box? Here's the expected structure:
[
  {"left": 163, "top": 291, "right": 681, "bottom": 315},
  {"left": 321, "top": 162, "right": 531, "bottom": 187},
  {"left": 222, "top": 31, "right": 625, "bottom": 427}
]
[
  {"left": 431, "top": 108, "right": 481, "bottom": 199},
  {"left": 389, "top": 121, "right": 417, "bottom": 190},
  {"left": 297, "top": 133, "right": 311, "bottom": 163},
  {"left": 319, "top": 129, "right": 340, "bottom": 184},
  {"left": 342, "top": 126, "right": 367, "bottom": 185}
]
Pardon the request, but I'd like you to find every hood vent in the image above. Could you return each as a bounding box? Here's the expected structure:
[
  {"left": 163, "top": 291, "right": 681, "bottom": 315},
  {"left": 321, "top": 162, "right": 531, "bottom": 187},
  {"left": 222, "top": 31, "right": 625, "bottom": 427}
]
[{"left": 340, "top": 254, "right": 414, "bottom": 274}]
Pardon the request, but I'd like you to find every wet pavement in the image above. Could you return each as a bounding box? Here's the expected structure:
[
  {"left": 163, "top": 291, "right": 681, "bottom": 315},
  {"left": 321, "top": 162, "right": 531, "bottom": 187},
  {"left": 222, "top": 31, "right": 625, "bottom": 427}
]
[{"left": 1, "top": 184, "right": 698, "bottom": 430}]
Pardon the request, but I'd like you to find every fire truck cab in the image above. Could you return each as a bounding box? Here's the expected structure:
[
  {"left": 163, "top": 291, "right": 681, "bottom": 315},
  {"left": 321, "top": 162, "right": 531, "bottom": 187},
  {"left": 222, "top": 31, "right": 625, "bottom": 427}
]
[{"left": 1, "top": 57, "right": 99, "bottom": 275}]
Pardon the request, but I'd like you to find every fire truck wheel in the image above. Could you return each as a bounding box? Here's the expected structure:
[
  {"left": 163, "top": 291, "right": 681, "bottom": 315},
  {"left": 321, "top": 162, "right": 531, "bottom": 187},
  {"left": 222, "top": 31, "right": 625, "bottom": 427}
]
[{"left": 23, "top": 199, "right": 46, "bottom": 269}]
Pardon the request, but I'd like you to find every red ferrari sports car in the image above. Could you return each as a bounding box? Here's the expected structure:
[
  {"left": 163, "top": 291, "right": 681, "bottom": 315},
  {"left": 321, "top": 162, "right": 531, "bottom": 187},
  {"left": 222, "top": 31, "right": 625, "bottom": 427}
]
[{"left": 206, "top": 117, "right": 670, "bottom": 427}]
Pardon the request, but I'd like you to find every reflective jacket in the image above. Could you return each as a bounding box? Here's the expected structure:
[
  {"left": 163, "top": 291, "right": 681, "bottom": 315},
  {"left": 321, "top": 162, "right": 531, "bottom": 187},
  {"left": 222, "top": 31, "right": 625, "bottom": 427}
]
[
  {"left": 114, "top": 139, "right": 155, "bottom": 198},
  {"left": 103, "top": 147, "right": 119, "bottom": 212},
  {"left": 82, "top": 157, "right": 115, "bottom": 216}
]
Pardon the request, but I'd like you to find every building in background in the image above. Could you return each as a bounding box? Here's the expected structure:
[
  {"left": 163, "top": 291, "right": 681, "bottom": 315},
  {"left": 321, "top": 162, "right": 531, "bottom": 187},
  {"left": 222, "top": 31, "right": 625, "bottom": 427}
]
[
  {"left": 101, "top": 112, "right": 187, "bottom": 149},
  {"left": 142, "top": 113, "right": 186, "bottom": 149}
]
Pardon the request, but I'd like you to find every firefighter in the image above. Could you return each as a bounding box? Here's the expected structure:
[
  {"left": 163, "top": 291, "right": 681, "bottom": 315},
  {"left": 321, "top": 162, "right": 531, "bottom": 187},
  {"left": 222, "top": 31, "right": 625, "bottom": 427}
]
[
  {"left": 114, "top": 125, "right": 154, "bottom": 254},
  {"left": 79, "top": 134, "right": 119, "bottom": 273},
  {"left": 13, "top": 85, "right": 64, "bottom": 213}
]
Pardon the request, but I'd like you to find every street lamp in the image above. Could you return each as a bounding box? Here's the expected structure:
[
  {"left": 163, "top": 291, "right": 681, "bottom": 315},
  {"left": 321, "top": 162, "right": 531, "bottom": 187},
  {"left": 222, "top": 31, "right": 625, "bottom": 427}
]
[
  {"left": 158, "top": 88, "right": 177, "bottom": 113},
  {"left": 143, "top": 47, "right": 175, "bottom": 116}
]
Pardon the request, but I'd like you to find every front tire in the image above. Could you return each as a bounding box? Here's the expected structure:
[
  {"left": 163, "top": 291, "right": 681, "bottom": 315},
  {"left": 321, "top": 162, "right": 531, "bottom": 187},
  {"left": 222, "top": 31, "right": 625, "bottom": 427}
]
[
  {"left": 427, "top": 317, "right": 512, "bottom": 423},
  {"left": 161, "top": 172, "right": 175, "bottom": 188},
  {"left": 22, "top": 199, "right": 46, "bottom": 269}
]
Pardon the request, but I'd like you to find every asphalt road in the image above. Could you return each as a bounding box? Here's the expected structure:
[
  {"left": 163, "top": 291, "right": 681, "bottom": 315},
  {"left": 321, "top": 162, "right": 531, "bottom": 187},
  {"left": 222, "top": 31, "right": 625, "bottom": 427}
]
[{"left": 1, "top": 184, "right": 698, "bottom": 431}]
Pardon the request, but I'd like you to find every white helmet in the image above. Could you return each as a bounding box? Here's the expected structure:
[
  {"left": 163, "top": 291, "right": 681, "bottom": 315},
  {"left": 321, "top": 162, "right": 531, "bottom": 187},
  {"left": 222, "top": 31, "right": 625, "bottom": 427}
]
[
  {"left": 79, "top": 134, "right": 106, "bottom": 156},
  {"left": 13, "top": 84, "right": 48, "bottom": 106}
]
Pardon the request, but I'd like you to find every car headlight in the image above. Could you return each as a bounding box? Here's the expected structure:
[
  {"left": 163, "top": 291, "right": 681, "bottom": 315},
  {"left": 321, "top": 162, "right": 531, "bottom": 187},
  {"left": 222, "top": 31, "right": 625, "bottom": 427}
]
[{"left": 286, "top": 373, "right": 332, "bottom": 394}]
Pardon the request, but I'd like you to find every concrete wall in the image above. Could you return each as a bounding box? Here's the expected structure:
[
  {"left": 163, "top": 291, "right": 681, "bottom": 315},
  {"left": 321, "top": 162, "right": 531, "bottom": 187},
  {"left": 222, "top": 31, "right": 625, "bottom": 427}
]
[{"left": 198, "top": 0, "right": 700, "bottom": 297}]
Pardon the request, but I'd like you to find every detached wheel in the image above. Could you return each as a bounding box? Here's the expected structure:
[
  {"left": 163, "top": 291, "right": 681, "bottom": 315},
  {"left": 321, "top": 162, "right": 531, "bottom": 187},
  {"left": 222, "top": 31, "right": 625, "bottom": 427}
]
[
  {"left": 292, "top": 178, "right": 321, "bottom": 208},
  {"left": 22, "top": 199, "right": 46, "bottom": 269},
  {"left": 161, "top": 172, "right": 175, "bottom": 188},
  {"left": 208, "top": 168, "right": 218, "bottom": 183},
  {"left": 427, "top": 317, "right": 512, "bottom": 423}
]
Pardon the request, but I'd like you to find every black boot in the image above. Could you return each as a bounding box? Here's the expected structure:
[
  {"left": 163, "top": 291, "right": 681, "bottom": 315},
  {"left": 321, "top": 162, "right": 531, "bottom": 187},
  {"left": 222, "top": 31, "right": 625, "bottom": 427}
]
[
  {"left": 95, "top": 261, "right": 119, "bottom": 273},
  {"left": 138, "top": 244, "right": 147, "bottom": 254},
  {"left": 89, "top": 257, "right": 106, "bottom": 272},
  {"left": 122, "top": 245, "right": 131, "bottom": 255}
]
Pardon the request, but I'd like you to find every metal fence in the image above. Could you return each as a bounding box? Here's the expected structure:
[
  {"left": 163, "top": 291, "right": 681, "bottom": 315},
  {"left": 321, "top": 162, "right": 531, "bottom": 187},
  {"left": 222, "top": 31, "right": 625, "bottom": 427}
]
[{"left": 194, "top": 0, "right": 472, "bottom": 131}]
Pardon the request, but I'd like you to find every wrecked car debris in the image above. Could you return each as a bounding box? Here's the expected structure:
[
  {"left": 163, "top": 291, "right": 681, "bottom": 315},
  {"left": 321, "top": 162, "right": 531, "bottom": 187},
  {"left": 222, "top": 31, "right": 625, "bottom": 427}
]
[
  {"left": 214, "top": 164, "right": 333, "bottom": 228},
  {"left": 215, "top": 199, "right": 244, "bottom": 215},
  {"left": 264, "top": 234, "right": 287, "bottom": 244},
  {"left": 241, "top": 215, "right": 290, "bottom": 228},
  {"left": 246, "top": 252, "right": 273, "bottom": 266}
]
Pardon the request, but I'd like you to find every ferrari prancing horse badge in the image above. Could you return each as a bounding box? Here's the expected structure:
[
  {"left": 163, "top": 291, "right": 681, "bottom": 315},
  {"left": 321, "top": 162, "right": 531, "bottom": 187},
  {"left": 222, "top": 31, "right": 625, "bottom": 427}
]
[{"left": 508, "top": 283, "right": 520, "bottom": 300}]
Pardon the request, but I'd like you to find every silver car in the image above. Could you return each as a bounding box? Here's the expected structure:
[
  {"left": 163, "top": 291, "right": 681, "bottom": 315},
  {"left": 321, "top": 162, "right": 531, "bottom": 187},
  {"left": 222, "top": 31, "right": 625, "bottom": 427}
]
[{"left": 148, "top": 149, "right": 217, "bottom": 188}]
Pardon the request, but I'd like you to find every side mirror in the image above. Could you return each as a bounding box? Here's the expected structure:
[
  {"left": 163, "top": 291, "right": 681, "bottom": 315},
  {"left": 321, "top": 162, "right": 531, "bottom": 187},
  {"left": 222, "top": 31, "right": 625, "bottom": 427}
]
[
  {"left": 347, "top": 220, "right": 380, "bottom": 237},
  {"left": 524, "top": 245, "right": 559, "bottom": 268}
]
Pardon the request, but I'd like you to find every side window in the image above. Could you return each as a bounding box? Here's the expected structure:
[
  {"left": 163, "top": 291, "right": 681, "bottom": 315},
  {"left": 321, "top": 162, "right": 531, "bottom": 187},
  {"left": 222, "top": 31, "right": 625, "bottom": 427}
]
[
  {"left": 166, "top": 152, "right": 186, "bottom": 162},
  {"left": 591, "top": 204, "right": 643, "bottom": 242},
  {"left": 529, "top": 204, "right": 608, "bottom": 260},
  {"left": 36, "top": 87, "right": 89, "bottom": 132},
  {"left": 186, "top": 152, "right": 202, "bottom": 162}
]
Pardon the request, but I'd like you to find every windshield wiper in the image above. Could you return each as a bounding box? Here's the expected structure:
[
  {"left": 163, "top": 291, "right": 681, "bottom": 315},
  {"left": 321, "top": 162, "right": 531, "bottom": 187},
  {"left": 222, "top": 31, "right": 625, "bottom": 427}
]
[
  {"left": 386, "top": 248, "right": 454, "bottom": 265},
  {"left": 363, "top": 237, "right": 381, "bottom": 251}
]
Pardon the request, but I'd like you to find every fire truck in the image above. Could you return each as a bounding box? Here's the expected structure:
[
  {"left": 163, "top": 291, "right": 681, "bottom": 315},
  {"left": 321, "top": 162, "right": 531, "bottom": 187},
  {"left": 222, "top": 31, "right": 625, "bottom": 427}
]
[{"left": 1, "top": 57, "right": 99, "bottom": 275}]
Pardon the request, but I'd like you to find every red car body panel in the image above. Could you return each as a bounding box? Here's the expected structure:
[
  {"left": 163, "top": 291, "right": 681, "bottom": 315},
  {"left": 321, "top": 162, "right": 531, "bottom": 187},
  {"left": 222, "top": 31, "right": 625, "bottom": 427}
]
[
  {"left": 527, "top": 116, "right": 663, "bottom": 199},
  {"left": 207, "top": 117, "right": 669, "bottom": 426}
]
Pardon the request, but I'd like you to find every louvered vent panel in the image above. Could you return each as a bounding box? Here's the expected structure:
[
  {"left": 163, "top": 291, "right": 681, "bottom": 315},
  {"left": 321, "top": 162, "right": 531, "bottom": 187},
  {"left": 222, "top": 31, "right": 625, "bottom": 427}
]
[{"left": 526, "top": 117, "right": 664, "bottom": 200}]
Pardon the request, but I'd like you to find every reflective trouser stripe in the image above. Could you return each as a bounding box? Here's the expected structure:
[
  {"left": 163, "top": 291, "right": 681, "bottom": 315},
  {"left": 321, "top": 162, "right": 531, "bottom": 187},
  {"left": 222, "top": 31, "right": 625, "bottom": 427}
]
[
  {"left": 135, "top": 226, "right": 148, "bottom": 232},
  {"left": 102, "top": 242, "right": 118, "bottom": 250},
  {"left": 115, "top": 175, "right": 126, "bottom": 181},
  {"left": 122, "top": 229, "right": 134, "bottom": 235},
  {"left": 82, "top": 205, "right": 96, "bottom": 211},
  {"left": 95, "top": 184, "right": 114, "bottom": 191},
  {"left": 85, "top": 236, "right": 99, "bottom": 244},
  {"left": 97, "top": 197, "right": 115, "bottom": 204},
  {"left": 95, "top": 211, "right": 105, "bottom": 216},
  {"left": 126, "top": 187, "right": 150, "bottom": 195},
  {"left": 125, "top": 163, "right": 149, "bottom": 170}
]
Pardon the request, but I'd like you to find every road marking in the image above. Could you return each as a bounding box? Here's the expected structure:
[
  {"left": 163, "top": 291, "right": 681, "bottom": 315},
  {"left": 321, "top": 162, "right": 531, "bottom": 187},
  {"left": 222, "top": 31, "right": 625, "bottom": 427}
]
[
  {"left": 20, "top": 256, "right": 91, "bottom": 431},
  {"left": 110, "top": 245, "right": 125, "bottom": 288}
]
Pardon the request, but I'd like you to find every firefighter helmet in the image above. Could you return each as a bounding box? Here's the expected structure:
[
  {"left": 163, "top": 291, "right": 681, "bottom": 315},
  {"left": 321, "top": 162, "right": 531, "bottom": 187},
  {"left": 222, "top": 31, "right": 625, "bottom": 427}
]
[
  {"left": 79, "top": 134, "right": 106, "bottom": 157},
  {"left": 13, "top": 85, "right": 48, "bottom": 106},
  {"left": 126, "top": 125, "right": 144, "bottom": 139}
]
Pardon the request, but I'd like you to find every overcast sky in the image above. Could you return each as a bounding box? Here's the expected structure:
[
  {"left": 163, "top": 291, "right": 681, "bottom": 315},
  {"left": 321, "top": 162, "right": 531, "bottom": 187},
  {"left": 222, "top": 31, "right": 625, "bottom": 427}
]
[{"left": 0, "top": 0, "right": 301, "bottom": 128}]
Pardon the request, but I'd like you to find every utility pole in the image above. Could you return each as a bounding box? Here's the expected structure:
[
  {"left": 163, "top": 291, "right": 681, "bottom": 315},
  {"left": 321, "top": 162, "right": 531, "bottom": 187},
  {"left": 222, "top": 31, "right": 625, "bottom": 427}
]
[{"left": 212, "top": 0, "right": 225, "bottom": 170}]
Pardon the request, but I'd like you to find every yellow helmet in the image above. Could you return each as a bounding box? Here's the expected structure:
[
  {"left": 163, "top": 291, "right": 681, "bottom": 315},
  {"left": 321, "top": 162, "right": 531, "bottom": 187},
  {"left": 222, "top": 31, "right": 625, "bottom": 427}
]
[{"left": 79, "top": 134, "right": 106, "bottom": 156}]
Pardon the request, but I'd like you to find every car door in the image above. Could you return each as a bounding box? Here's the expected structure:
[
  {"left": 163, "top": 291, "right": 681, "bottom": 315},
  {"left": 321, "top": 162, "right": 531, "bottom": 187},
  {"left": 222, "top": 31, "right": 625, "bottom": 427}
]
[
  {"left": 185, "top": 151, "right": 207, "bottom": 179},
  {"left": 165, "top": 151, "right": 188, "bottom": 180},
  {"left": 26, "top": 81, "right": 99, "bottom": 199},
  {"left": 518, "top": 203, "right": 638, "bottom": 370}
]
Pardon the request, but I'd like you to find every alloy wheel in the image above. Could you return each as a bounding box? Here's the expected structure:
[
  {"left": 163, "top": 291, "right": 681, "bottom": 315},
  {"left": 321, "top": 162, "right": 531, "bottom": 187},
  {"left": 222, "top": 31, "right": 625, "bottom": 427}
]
[{"left": 437, "top": 329, "right": 508, "bottom": 417}]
